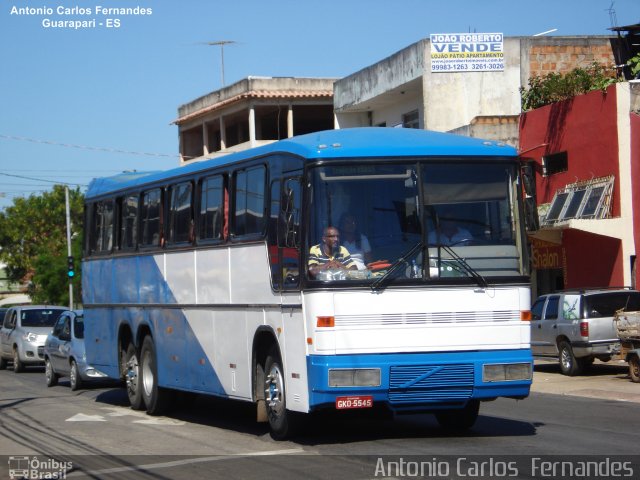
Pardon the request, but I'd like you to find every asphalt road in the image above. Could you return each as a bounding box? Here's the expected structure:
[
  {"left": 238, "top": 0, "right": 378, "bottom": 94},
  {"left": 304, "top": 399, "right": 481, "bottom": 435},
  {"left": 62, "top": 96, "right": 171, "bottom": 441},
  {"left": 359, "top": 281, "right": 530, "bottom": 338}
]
[{"left": 1, "top": 364, "right": 640, "bottom": 479}]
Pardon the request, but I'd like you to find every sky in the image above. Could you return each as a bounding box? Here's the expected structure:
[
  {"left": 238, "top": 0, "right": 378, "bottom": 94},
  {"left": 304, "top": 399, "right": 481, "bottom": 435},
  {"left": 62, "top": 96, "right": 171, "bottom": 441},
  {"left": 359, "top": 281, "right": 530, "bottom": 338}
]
[{"left": 1, "top": 0, "right": 638, "bottom": 211}]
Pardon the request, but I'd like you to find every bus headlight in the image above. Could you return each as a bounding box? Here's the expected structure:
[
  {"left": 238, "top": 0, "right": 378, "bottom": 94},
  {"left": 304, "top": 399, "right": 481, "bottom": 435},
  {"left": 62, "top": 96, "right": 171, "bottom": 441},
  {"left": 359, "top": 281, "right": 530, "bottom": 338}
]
[
  {"left": 483, "top": 363, "right": 532, "bottom": 382},
  {"left": 329, "top": 368, "right": 381, "bottom": 387}
]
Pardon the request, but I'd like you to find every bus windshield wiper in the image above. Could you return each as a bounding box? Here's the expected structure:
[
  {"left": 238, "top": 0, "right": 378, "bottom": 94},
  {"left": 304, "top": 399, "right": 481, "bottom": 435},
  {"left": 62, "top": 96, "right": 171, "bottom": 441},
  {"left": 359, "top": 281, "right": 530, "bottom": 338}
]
[
  {"left": 371, "top": 241, "right": 424, "bottom": 293},
  {"left": 440, "top": 244, "right": 488, "bottom": 290}
]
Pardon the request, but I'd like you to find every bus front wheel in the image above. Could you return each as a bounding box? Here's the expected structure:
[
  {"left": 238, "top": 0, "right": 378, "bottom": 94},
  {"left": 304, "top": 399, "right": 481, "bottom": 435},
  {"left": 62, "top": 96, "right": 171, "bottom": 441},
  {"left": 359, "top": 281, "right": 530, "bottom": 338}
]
[
  {"left": 435, "top": 399, "right": 480, "bottom": 431},
  {"left": 140, "top": 336, "right": 173, "bottom": 415},
  {"left": 124, "top": 343, "right": 145, "bottom": 410},
  {"left": 264, "top": 347, "right": 300, "bottom": 440}
]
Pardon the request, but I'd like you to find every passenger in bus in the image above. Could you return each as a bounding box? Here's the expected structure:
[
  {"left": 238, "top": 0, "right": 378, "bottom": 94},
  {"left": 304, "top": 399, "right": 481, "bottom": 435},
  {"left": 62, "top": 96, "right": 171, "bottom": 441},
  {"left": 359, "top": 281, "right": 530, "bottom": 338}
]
[
  {"left": 427, "top": 207, "right": 474, "bottom": 246},
  {"left": 308, "top": 226, "right": 357, "bottom": 278},
  {"left": 339, "top": 213, "right": 372, "bottom": 270}
]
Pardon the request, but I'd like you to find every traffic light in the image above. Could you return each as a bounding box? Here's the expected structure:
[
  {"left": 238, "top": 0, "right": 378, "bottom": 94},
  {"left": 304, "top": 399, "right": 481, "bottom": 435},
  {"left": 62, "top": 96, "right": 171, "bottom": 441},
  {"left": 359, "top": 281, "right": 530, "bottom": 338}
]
[{"left": 67, "top": 256, "right": 75, "bottom": 278}]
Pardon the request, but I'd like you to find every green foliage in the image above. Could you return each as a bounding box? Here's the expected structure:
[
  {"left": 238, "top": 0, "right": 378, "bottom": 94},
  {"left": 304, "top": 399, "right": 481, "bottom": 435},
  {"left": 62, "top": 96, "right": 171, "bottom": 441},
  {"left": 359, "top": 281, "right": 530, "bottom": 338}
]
[
  {"left": 520, "top": 62, "right": 620, "bottom": 111},
  {"left": 628, "top": 54, "right": 640, "bottom": 79},
  {"left": 0, "top": 185, "right": 84, "bottom": 305}
]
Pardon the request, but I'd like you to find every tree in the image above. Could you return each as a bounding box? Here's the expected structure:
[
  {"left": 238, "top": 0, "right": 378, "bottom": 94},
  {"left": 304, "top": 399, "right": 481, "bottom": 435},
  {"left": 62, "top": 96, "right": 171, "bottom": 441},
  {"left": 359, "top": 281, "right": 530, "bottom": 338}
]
[{"left": 0, "top": 185, "right": 84, "bottom": 306}]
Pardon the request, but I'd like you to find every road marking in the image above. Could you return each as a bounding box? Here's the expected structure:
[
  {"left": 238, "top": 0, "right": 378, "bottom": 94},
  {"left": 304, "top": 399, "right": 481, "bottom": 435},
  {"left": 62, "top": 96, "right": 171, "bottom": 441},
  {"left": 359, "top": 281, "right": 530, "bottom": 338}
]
[
  {"left": 132, "top": 417, "right": 186, "bottom": 426},
  {"left": 66, "top": 413, "right": 106, "bottom": 422},
  {"left": 66, "top": 407, "right": 184, "bottom": 425},
  {"left": 101, "top": 406, "right": 149, "bottom": 418},
  {"left": 66, "top": 449, "right": 306, "bottom": 478}
]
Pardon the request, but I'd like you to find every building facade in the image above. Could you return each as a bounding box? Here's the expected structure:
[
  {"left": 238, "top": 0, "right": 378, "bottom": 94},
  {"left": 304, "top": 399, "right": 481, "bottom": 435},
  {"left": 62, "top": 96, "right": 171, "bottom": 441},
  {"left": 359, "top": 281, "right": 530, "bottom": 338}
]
[
  {"left": 520, "top": 82, "right": 640, "bottom": 295},
  {"left": 174, "top": 76, "right": 336, "bottom": 163},
  {"left": 334, "top": 36, "right": 616, "bottom": 146}
]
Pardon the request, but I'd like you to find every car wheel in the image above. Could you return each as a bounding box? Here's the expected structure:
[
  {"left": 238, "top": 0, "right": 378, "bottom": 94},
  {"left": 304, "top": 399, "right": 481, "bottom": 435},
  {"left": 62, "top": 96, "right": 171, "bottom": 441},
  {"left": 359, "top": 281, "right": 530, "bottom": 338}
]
[
  {"left": 124, "top": 343, "right": 145, "bottom": 410},
  {"left": 140, "top": 336, "right": 173, "bottom": 415},
  {"left": 0, "top": 356, "right": 7, "bottom": 370},
  {"left": 70, "top": 360, "right": 83, "bottom": 391},
  {"left": 45, "top": 358, "right": 58, "bottom": 387},
  {"left": 629, "top": 355, "right": 640, "bottom": 383},
  {"left": 558, "top": 341, "right": 582, "bottom": 376},
  {"left": 264, "top": 346, "right": 302, "bottom": 440},
  {"left": 13, "top": 348, "right": 24, "bottom": 373},
  {"left": 435, "top": 399, "right": 480, "bottom": 431}
]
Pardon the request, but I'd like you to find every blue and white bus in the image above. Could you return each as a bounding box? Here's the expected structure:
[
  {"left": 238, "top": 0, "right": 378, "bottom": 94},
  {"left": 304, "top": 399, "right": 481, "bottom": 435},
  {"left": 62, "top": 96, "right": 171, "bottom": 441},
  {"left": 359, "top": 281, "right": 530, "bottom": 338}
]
[{"left": 83, "top": 127, "right": 533, "bottom": 439}]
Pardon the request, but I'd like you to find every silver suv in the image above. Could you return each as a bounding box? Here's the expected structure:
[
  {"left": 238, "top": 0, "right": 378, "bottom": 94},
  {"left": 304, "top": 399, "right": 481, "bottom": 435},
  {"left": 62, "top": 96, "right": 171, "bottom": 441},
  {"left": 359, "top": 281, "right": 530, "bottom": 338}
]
[
  {"left": 531, "top": 289, "right": 640, "bottom": 376},
  {"left": 0, "top": 306, "right": 67, "bottom": 372}
]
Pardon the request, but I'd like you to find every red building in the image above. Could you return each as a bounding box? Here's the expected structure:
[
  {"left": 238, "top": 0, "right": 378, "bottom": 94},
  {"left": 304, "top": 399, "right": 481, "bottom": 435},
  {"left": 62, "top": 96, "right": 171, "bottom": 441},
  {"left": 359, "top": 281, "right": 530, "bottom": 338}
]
[{"left": 519, "top": 82, "right": 640, "bottom": 296}]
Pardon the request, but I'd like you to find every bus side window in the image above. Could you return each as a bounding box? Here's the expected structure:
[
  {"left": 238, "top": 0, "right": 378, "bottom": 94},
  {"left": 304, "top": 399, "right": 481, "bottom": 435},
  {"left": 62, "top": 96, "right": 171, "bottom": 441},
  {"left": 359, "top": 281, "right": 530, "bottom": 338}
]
[
  {"left": 199, "top": 175, "right": 225, "bottom": 241},
  {"left": 89, "top": 199, "right": 114, "bottom": 254},
  {"left": 167, "top": 181, "right": 194, "bottom": 245},
  {"left": 119, "top": 194, "right": 139, "bottom": 250},
  {"left": 234, "top": 165, "right": 266, "bottom": 237},
  {"left": 140, "top": 188, "right": 163, "bottom": 247}
]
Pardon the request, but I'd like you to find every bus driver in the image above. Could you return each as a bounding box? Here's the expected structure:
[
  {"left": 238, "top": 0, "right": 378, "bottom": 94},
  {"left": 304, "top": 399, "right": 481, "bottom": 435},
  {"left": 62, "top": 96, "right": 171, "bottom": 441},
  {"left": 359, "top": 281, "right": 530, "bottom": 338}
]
[{"left": 308, "top": 226, "right": 357, "bottom": 278}]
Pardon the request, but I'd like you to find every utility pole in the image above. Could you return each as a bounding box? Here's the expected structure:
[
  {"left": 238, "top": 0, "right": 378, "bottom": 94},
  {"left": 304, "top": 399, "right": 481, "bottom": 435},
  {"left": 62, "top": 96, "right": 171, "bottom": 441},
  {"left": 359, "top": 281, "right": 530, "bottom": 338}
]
[
  {"left": 65, "top": 186, "right": 73, "bottom": 310},
  {"left": 204, "top": 40, "right": 236, "bottom": 87}
]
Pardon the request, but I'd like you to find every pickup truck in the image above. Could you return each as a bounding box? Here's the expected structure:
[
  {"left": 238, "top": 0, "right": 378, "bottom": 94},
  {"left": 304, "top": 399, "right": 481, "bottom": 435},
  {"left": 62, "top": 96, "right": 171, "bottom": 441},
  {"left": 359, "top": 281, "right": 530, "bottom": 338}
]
[{"left": 530, "top": 289, "right": 640, "bottom": 376}]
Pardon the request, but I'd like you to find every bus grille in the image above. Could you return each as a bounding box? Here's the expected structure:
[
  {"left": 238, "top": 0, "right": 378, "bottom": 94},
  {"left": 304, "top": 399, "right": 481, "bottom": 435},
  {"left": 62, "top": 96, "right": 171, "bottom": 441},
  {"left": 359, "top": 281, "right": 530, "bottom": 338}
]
[
  {"left": 335, "top": 310, "right": 518, "bottom": 326},
  {"left": 389, "top": 364, "right": 474, "bottom": 404}
]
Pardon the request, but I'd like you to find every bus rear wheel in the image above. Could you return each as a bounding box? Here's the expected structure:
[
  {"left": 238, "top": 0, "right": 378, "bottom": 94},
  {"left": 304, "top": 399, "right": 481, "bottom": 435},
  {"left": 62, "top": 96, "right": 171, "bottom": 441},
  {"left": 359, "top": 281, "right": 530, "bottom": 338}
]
[
  {"left": 124, "top": 343, "right": 145, "bottom": 410},
  {"left": 264, "top": 347, "right": 300, "bottom": 440},
  {"left": 140, "top": 336, "right": 173, "bottom": 415}
]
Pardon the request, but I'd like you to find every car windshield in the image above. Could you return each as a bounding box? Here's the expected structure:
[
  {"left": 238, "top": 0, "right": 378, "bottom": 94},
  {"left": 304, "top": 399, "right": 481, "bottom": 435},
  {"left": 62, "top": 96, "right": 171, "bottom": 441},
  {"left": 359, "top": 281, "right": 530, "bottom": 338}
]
[
  {"left": 306, "top": 160, "right": 526, "bottom": 285},
  {"left": 21, "top": 309, "right": 65, "bottom": 327}
]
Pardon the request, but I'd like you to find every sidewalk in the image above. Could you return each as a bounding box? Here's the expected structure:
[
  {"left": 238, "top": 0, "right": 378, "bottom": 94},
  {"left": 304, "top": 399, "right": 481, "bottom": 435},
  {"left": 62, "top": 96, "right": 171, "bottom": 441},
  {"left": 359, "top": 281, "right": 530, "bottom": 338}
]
[{"left": 531, "top": 358, "right": 640, "bottom": 403}]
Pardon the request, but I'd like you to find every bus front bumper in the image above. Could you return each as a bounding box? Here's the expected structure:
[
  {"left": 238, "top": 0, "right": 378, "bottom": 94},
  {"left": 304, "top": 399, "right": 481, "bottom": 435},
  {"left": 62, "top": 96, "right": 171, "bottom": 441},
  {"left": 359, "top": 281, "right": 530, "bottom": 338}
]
[{"left": 307, "top": 349, "right": 532, "bottom": 413}]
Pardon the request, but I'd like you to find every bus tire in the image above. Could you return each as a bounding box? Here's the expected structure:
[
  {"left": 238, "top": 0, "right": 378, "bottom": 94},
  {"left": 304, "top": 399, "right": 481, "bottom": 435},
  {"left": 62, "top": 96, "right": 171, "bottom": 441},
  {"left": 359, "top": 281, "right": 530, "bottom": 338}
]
[
  {"left": 124, "top": 343, "right": 145, "bottom": 410},
  {"left": 264, "top": 347, "right": 301, "bottom": 440},
  {"left": 435, "top": 399, "right": 480, "bottom": 431},
  {"left": 140, "top": 335, "right": 173, "bottom": 415}
]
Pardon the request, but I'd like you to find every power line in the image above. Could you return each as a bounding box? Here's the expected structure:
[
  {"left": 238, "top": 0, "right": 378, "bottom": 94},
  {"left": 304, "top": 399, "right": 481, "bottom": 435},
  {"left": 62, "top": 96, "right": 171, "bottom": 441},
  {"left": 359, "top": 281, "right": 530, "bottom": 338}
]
[
  {"left": 0, "top": 134, "right": 179, "bottom": 159},
  {"left": 0, "top": 172, "right": 88, "bottom": 187}
]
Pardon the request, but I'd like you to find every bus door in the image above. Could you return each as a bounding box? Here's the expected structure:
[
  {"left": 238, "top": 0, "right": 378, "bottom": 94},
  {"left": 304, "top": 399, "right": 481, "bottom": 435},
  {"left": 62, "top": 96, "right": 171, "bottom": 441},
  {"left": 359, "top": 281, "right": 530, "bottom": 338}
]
[{"left": 278, "top": 177, "right": 302, "bottom": 296}]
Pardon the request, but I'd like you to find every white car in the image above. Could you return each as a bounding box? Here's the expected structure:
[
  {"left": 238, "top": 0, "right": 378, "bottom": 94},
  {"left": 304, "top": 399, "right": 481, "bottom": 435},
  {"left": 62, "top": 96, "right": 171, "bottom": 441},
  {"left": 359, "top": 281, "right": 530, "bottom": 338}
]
[{"left": 0, "top": 306, "right": 67, "bottom": 372}]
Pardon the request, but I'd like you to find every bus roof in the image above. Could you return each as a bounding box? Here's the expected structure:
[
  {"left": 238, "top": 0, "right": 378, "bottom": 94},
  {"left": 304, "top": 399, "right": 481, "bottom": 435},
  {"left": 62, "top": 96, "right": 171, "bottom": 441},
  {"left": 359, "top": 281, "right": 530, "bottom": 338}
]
[{"left": 86, "top": 127, "right": 517, "bottom": 199}]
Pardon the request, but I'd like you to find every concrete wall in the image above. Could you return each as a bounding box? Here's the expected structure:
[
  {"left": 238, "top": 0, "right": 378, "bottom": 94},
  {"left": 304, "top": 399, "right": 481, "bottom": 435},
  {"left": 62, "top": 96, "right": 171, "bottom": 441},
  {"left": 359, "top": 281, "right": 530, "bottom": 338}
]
[
  {"left": 178, "top": 77, "right": 337, "bottom": 120},
  {"left": 334, "top": 41, "right": 425, "bottom": 113},
  {"left": 422, "top": 38, "right": 522, "bottom": 132},
  {"left": 627, "top": 83, "right": 640, "bottom": 288},
  {"left": 334, "top": 36, "right": 616, "bottom": 136}
]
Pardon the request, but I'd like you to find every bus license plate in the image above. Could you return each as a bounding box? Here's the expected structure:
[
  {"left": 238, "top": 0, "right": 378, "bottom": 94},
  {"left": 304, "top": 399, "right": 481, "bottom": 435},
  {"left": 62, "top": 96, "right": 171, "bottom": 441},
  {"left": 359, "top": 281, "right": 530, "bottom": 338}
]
[{"left": 336, "top": 396, "right": 373, "bottom": 410}]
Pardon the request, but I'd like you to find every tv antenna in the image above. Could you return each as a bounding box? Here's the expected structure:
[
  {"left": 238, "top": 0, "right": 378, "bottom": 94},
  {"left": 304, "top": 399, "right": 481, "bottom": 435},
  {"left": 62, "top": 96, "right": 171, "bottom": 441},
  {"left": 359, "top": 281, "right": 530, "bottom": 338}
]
[
  {"left": 201, "top": 40, "right": 237, "bottom": 87},
  {"left": 606, "top": 1, "right": 618, "bottom": 29}
]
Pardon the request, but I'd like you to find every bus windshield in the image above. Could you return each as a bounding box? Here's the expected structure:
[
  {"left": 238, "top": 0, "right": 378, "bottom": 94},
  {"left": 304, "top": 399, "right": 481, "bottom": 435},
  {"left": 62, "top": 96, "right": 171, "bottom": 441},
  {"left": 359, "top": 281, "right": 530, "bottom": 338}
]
[{"left": 306, "top": 160, "right": 526, "bottom": 284}]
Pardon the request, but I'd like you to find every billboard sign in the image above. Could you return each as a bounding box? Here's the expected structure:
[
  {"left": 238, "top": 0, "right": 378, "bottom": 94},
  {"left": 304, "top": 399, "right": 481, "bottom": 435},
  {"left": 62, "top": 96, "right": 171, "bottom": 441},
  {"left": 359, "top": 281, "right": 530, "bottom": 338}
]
[{"left": 430, "top": 33, "right": 504, "bottom": 73}]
